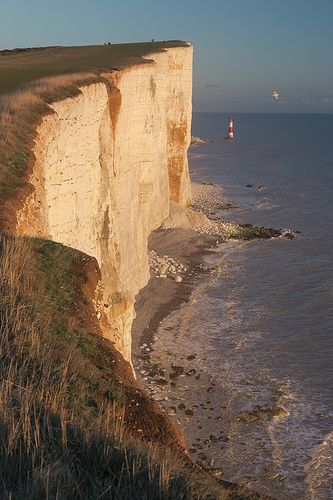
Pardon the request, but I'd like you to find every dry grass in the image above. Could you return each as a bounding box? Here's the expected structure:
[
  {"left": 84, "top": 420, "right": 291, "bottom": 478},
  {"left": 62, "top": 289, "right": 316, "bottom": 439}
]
[
  {"left": 0, "top": 235, "right": 246, "bottom": 499},
  {"left": 0, "top": 73, "right": 99, "bottom": 212}
]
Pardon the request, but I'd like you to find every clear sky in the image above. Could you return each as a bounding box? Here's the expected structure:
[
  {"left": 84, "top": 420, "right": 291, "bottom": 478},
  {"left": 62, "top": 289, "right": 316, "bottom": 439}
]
[{"left": 1, "top": 0, "right": 333, "bottom": 113}]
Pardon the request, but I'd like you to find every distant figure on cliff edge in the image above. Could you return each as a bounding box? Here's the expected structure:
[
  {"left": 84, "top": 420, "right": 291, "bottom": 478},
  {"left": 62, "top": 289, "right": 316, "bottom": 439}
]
[{"left": 225, "top": 114, "right": 234, "bottom": 140}]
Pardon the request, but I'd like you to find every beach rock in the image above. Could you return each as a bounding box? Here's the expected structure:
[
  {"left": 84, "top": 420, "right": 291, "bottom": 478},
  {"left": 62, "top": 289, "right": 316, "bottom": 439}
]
[
  {"left": 175, "top": 275, "right": 182, "bottom": 283},
  {"left": 210, "top": 468, "right": 224, "bottom": 477},
  {"left": 171, "top": 364, "right": 184, "bottom": 377},
  {"left": 168, "top": 406, "right": 177, "bottom": 415},
  {"left": 241, "top": 405, "right": 289, "bottom": 423},
  {"left": 186, "top": 368, "right": 197, "bottom": 376},
  {"left": 187, "top": 354, "right": 196, "bottom": 361},
  {"left": 191, "top": 136, "right": 207, "bottom": 145},
  {"left": 155, "top": 378, "right": 168, "bottom": 386}
]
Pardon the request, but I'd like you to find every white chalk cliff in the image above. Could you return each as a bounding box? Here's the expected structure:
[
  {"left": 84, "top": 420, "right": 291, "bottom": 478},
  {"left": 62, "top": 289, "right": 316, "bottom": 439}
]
[{"left": 16, "top": 45, "right": 193, "bottom": 362}]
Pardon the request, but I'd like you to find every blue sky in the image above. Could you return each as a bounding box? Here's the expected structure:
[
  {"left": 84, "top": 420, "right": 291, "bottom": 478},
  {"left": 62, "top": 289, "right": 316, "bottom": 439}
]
[{"left": 1, "top": 0, "right": 333, "bottom": 112}]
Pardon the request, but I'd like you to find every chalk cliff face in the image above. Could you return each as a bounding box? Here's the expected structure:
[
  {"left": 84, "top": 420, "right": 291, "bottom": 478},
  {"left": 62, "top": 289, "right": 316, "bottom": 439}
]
[{"left": 16, "top": 46, "right": 193, "bottom": 361}]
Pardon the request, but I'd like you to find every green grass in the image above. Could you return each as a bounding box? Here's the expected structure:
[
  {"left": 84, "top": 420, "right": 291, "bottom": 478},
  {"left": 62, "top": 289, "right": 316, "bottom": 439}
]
[
  {"left": 0, "top": 41, "right": 188, "bottom": 95},
  {"left": 0, "top": 235, "right": 261, "bottom": 499}
]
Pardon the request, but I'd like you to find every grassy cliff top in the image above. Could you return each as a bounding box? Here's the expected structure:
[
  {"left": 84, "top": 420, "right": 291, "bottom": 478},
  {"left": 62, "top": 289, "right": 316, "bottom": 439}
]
[
  {"left": 0, "top": 40, "right": 190, "bottom": 222},
  {"left": 0, "top": 40, "right": 189, "bottom": 95}
]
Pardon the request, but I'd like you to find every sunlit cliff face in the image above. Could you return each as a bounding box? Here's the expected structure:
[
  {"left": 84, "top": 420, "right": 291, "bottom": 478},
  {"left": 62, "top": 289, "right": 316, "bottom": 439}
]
[{"left": 16, "top": 46, "right": 193, "bottom": 362}]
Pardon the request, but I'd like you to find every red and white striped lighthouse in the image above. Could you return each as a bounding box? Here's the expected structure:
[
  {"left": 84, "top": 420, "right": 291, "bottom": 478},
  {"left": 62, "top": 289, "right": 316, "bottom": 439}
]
[{"left": 228, "top": 113, "right": 234, "bottom": 140}]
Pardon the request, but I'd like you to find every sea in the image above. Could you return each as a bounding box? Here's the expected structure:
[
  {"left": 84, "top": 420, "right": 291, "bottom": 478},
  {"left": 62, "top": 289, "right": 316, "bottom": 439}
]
[{"left": 137, "top": 113, "right": 333, "bottom": 499}]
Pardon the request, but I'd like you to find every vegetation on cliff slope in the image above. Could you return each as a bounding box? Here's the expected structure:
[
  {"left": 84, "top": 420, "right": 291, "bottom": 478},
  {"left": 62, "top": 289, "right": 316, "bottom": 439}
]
[{"left": 0, "top": 235, "right": 263, "bottom": 499}]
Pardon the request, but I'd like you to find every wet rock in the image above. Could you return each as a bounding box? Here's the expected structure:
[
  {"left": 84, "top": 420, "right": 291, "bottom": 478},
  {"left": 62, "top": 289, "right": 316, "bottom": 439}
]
[
  {"left": 170, "top": 364, "right": 184, "bottom": 379},
  {"left": 283, "top": 231, "right": 295, "bottom": 239},
  {"left": 197, "top": 452, "right": 208, "bottom": 461},
  {"left": 210, "top": 468, "right": 224, "bottom": 477},
  {"left": 185, "top": 409, "right": 194, "bottom": 416},
  {"left": 246, "top": 184, "right": 254, "bottom": 188},
  {"left": 189, "top": 448, "right": 197, "bottom": 453},
  {"left": 148, "top": 367, "right": 165, "bottom": 378},
  {"left": 178, "top": 403, "right": 186, "bottom": 410},
  {"left": 187, "top": 354, "right": 196, "bottom": 361},
  {"left": 139, "top": 353, "right": 150, "bottom": 360},
  {"left": 241, "top": 411, "right": 258, "bottom": 423},
  {"left": 209, "top": 434, "right": 217, "bottom": 442},
  {"left": 186, "top": 368, "right": 197, "bottom": 376},
  {"left": 207, "top": 387, "right": 214, "bottom": 393},
  {"left": 155, "top": 378, "right": 168, "bottom": 386},
  {"left": 241, "top": 405, "right": 289, "bottom": 423}
]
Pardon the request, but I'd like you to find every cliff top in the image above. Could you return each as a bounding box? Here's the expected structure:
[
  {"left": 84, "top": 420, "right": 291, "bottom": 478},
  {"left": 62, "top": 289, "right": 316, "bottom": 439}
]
[{"left": 0, "top": 40, "right": 190, "bottom": 95}]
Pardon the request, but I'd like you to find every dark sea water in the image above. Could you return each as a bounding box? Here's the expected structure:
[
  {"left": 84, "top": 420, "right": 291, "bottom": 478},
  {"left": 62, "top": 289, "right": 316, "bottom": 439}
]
[{"left": 187, "top": 113, "right": 333, "bottom": 498}]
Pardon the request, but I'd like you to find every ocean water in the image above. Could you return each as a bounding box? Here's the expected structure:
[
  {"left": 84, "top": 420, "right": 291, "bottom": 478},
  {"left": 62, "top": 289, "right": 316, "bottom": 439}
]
[
  {"left": 189, "top": 113, "right": 333, "bottom": 498},
  {"left": 137, "top": 113, "right": 333, "bottom": 499}
]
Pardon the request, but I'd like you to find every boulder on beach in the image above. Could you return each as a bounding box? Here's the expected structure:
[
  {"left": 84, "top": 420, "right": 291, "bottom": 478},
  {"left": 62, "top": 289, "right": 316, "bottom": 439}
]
[{"left": 191, "top": 136, "right": 208, "bottom": 145}]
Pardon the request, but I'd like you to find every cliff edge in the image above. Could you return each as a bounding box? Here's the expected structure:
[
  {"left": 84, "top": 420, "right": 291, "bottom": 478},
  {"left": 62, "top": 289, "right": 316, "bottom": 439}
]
[{"left": 11, "top": 45, "right": 192, "bottom": 362}]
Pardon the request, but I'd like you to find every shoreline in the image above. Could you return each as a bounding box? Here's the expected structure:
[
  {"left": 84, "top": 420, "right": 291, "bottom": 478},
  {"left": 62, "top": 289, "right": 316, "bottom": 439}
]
[
  {"left": 132, "top": 179, "right": 285, "bottom": 355},
  {"left": 132, "top": 180, "right": 291, "bottom": 496},
  {"left": 132, "top": 227, "right": 218, "bottom": 355}
]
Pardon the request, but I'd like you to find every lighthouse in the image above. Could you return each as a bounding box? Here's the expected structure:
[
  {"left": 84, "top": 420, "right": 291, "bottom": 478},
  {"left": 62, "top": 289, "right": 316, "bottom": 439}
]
[{"left": 227, "top": 113, "right": 234, "bottom": 140}]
